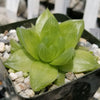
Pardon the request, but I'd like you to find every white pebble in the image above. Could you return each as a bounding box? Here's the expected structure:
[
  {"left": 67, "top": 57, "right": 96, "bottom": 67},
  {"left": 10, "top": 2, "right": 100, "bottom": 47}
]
[
  {"left": 65, "top": 78, "right": 71, "bottom": 84},
  {"left": 89, "top": 44, "right": 98, "bottom": 52},
  {"left": 5, "top": 45, "right": 11, "bottom": 52},
  {"left": 24, "top": 77, "right": 30, "bottom": 88},
  {"left": 19, "top": 91, "right": 29, "bottom": 98},
  {"left": 15, "top": 77, "right": 24, "bottom": 83},
  {"left": 0, "top": 34, "right": 4, "bottom": 37},
  {"left": 94, "top": 48, "right": 100, "bottom": 57},
  {"left": 8, "top": 29, "right": 19, "bottom": 41},
  {"left": 94, "top": 92, "right": 100, "bottom": 99},
  {"left": 15, "top": 71, "right": 23, "bottom": 78},
  {"left": 15, "top": 83, "right": 27, "bottom": 93},
  {"left": 9, "top": 73, "right": 18, "bottom": 80},
  {"left": 0, "top": 42, "right": 5, "bottom": 52},
  {"left": 3, "top": 51, "right": 10, "bottom": 59},
  {"left": 25, "top": 89, "right": 35, "bottom": 97},
  {"left": 3, "top": 36, "right": 8, "bottom": 40},
  {"left": 9, "top": 29, "right": 16, "bottom": 34},
  {"left": 97, "top": 60, "right": 100, "bottom": 64}
]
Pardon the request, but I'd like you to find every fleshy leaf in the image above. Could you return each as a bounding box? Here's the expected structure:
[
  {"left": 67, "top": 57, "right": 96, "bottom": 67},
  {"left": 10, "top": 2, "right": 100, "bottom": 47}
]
[
  {"left": 35, "top": 9, "right": 53, "bottom": 33},
  {"left": 55, "top": 72, "right": 65, "bottom": 86},
  {"left": 38, "top": 43, "right": 57, "bottom": 62},
  {"left": 59, "top": 49, "right": 99, "bottom": 73},
  {"left": 50, "top": 48, "right": 75, "bottom": 66},
  {"left": 10, "top": 39, "right": 21, "bottom": 53},
  {"left": 4, "top": 49, "right": 33, "bottom": 72},
  {"left": 17, "top": 28, "right": 40, "bottom": 60},
  {"left": 38, "top": 17, "right": 65, "bottom": 62},
  {"left": 30, "top": 61, "right": 58, "bottom": 91},
  {"left": 59, "top": 20, "right": 84, "bottom": 49},
  {"left": 40, "top": 16, "right": 59, "bottom": 45}
]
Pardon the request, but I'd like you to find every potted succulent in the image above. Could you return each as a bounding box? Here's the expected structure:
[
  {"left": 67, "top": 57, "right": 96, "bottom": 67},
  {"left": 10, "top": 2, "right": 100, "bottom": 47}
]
[{"left": 0, "top": 9, "right": 100, "bottom": 100}]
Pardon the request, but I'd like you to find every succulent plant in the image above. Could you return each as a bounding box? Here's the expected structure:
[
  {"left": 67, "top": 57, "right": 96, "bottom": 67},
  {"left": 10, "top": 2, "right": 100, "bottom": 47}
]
[{"left": 4, "top": 9, "right": 99, "bottom": 92}]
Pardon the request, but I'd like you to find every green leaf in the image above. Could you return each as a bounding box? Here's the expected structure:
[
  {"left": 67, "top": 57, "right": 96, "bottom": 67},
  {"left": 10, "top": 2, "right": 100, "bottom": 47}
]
[
  {"left": 35, "top": 9, "right": 53, "bottom": 33},
  {"left": 30, "top": 61, "right": 58, "bottom": 91},
  {"left": 38, "top": 17, "right": 65, "bottom": 62},
  {"left": 40, "top": 16, "right": 60, "bottom": 45},
  {"left": 38, "top": 43, "right": 58, "bottom": 62},
  {"left": 17, "top": 28, "right": 40, "bottom": 60},
  {"left": 59, "top": 49, "right": 99, "bottom": 73},
  {"left": 4, "top": 49, "right": 34, "bottom": 72},
  {"left": 54, "top": 72, "right": 65, "bottom": 86},
  {"left": 50, "top": 48, "right": 75, "bottom": 66},
  {"left": 59, "top": 20, "right": 84, "bottom": 49},
  {"left": 10, "top": 39, "right": 21, "bottom": 53}
]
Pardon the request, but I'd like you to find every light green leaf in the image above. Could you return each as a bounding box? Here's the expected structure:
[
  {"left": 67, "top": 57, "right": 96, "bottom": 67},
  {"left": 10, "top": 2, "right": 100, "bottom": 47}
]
[
  {"left": 35, "top": 9, "right": 53, "bottom": 33},
  {"left": 40, "top": 16, "right": 60, "bottom": 45},
  {"left": 59, "top": 20, "right": 84, "bottom": 49},
  {"left": 38, "top": 43, "right": 57, "bottom": 62},
  {"left": 38, "top": 17, "right": 65, "bottom": 62},
  {"left": 54, "top": 72, "right": 65, "bottom": 86},
  {"left": 30, "top": 61, "right": 58, "bottom": 91},
  {"left": 50, "top": 48, "right": 75, "bottom": 66},
  {"left": 10, "top": 39, "right": 21, "bottom": 53},
  {"left": 59, "top": 49, "right": 99, "bottom": 73},
  {"left": 4, "top": 49, "right": 34, "bottom": 72},
  {"left": 17, "top": 28, "right": 40, "bottom": 60}
]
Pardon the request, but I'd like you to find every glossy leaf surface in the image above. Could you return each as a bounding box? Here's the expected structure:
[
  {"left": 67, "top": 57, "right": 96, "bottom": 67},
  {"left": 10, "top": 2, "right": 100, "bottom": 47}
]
[
  {"left": 4, "top": 49, "right": 33, "bottom": 72},
  {"left": 10, "top": 39, "right": 21, "bottom": 53},
  {"left": 30, "top": 61, "right": 58, "bottom": 91},
  {"left": 59, "top": 20, "right": 84, "bottom": 49},
  {"left": 59, "top": 50, "right": 99, "bottom": 73},
  {"left": 17, "top": 28, "right": 40, "bottom": 60},
  {"left": 35, "top": 9, "right": 53, "bottom": 33},
  {"left": 50, "top": 48, "right": 75, "bottom": 66}
]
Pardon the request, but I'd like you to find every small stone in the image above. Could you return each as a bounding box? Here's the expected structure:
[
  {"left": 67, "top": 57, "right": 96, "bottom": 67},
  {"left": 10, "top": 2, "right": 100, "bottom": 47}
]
[
  {"left": 85, "top": 41, "right": 92, "bottom": 48},
  {"left": 49, "top": 85, "right": 58, "bottom": 91},
  {"left": 15, "top": 77, "right": 24, "bottom": 83},
  {"left": 8, "top": 29, "right": 19, "bottom": 41},
  {"left": 24, "top": 89, "right": 35, "bottom": 97},
  {"left": 15, "top": 71, "right": 23, "bottom": 78},
  {"left": 79, "top": 38, "right": 87, "bottom": 43},
  {"left": 94, "top": 48, "right": 100, "bottom": 57},
  {"left": 65, "top": 72, "right": 76, "bottom": 81},
  {"left": 97, "top": 60, "right": 100, "bottom": 64},
  {"left": 5, "top": 45, "right": 11, "bottom": 52},
  {"left": 89, "top": 44, "right": 99, "bottom": 52},
  {"left": 3, "top": 36, "right": 7, "bottom": 40},
  {"left": 19, "top": 91, "right": 29, "bottom": 98},
  {"left": 15, "top": 83, "right": 27, "bottom": 93},
  {"left": 0, "top": 34, "right": 4, "bottom": 37},
  {"left": 65, "top": 78, "right": 71, "bottom": 84},
  {"left": 75, "top": 73, "right": 85, "bottom": 78},
  {"left": 0, "top": 42, "right": 5, "bottom": 52},
  {"left": 0, "top": 53, "right": 2, "bottom": 57},
  {"left": 9, "top": 29, "right": 16, "bottom": 34},
  {"left": 13, "top": 82, "right": 17, "bottom": 85},
  {"left": 4, "top": 30, "right": 8, "bottom": 36},
  {"left": 3, "top": 51, "right": 10, "bottom": 60},
  {"left": 9, "top": 73, "right": 18, "bottom": 80},
  {"left": 78, "top": 42, "right": 86, "bottom": 47},
  {"left": 24, "top": 76, "right": 30, "bottom": 88}
]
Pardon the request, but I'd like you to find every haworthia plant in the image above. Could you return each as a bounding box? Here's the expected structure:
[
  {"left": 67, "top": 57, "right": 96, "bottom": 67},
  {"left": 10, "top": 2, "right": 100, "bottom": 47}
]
[{"left": 4, "top": 9, "right": 99, "bottom": 92}]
